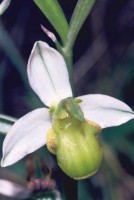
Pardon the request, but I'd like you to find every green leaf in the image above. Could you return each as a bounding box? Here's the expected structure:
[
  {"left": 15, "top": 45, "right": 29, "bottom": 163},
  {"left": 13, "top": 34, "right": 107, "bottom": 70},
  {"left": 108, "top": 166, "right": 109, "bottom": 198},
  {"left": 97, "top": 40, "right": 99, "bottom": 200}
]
[
  {"left": 0, "top": 21, "right": 30, "bottom": 91},
  {"left": 34, "top": 0, "right": 69, "bottom": 45},
  {"left": 0, "top": 114, "right": 16, "bottom": 135},
  {"left": 65, "top": 0, "right": 95, "bottom": 50}
]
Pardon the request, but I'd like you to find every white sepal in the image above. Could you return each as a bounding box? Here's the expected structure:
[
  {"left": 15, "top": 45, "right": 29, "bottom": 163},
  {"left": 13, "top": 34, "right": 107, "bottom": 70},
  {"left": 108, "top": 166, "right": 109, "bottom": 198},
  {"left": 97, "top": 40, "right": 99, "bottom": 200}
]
[
  {"left": 0, "top": 179, "right": 31, "bottom": 199},
  {"left": 27, "top": 41, "right": 72, "bottom": 107},
  {"left": 79, "top": 94, "right": 134, "bottom": 128},
  {"left": 0, "top": 0, "right": 11, "bottom": 15},
  {"left": 1, "top": 108, "right": 51, "bottom": 167}
]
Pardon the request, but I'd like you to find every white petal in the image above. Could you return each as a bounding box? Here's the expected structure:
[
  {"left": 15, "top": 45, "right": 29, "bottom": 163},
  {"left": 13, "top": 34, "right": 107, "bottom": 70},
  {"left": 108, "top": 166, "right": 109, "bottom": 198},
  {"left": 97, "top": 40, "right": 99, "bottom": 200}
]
[
  {"left": 0, "top": 179, "right": 31, "bottom": 199},
  {"left": 78, "top": 94, "right": 134, "bottom": 128},
  {"left": 1, "top": 108, "right": 51, "bottom": 167},
  {"left": 0, "top": 0, "right": 11, "bottom": 15},
  {"left": 27, "top": 41, "right": 72, "bottom": 107}
]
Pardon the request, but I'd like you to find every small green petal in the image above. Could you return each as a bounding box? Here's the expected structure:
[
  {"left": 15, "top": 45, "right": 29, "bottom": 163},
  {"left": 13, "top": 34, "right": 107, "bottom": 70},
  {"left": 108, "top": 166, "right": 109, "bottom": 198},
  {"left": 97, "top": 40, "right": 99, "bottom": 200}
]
[{"left": 53, "top": 97, "right": 85, "bottom": 121}]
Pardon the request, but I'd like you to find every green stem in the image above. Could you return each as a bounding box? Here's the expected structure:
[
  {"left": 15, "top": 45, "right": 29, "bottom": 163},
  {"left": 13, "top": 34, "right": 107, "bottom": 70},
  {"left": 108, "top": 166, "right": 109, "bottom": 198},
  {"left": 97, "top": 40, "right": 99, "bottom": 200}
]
[
  {"left": 57, "top": 45, "right": 74, "bottom": 95},
  {"left": 57, "top": 44, "right": 77, "bottom": 200},
  {"left": 52, "top": 156, "right": 78, "bottom": 200},
  {"left": 63, "top": 48, "right": 74, "bottom": 95},
  {"left": 61, "top": 170, "right": 78, "bottom": 200},
  {"left": 65, "top": 0, "right": 95, "bottom": 51},
  {"left": 56, "top": 47, "right": 77, "bottom": 200},
  {"left": 0, "top": 21, "right": 30, "bottom": 92}
]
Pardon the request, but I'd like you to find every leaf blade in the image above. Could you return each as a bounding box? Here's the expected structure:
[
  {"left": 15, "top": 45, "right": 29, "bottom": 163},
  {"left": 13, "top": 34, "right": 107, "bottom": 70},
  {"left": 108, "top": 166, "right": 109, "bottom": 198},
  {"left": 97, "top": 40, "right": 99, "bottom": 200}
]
[
  {"left": 65, "top": 0, "right": 95, "bottom": 50},
  {"left": 0, "top": 114, "right": 16, "bottom": 135},
  {"left": 34, "top": 0, "right": 69, "bottom": 45}
]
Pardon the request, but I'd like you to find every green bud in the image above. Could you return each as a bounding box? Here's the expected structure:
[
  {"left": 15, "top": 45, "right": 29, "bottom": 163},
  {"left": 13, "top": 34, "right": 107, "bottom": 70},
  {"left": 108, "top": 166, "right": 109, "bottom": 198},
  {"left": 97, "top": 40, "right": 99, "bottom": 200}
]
[{"left": 47, "top": 97, "right": 103, "bottom": 179}]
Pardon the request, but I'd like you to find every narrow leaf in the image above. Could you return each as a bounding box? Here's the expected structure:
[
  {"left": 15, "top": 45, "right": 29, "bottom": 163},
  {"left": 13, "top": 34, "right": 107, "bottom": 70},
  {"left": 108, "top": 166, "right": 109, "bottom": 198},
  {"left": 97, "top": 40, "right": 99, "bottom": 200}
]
[
  {"left": 0, "top": 114, "right": 16, "bottom": 135},
  {"left": 0, "top": 22, "right": 30, "bottom": 91},
  {"left": 65, "top": 0, "right": 95, "bottom": 50},
  {"left": 34, "top": 0, "right": 69, "bottom": 45}
]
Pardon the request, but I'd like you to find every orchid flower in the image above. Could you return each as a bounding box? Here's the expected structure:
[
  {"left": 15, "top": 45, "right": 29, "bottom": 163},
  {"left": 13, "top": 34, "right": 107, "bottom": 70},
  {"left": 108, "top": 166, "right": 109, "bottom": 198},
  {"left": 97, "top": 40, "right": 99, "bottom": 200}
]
[{"left": 1, "top": 41, "right": 134, "bottom": 179}]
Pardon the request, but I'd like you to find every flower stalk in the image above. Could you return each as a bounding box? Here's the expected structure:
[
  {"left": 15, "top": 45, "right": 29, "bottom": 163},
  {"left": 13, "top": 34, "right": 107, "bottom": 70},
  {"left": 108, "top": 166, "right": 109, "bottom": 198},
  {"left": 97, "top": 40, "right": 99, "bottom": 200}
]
[{"left": 61, "top": 48, "right": 74, "bottom": 94}]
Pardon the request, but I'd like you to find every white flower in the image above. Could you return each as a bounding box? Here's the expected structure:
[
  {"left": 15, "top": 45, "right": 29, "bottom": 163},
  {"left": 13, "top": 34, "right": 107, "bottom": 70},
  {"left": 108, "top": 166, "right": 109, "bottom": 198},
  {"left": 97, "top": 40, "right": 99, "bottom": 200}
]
[
  {"left": 1, "top": 41, "right": 134, "bottom": 168},
  {"left": 0, "top": 0, "right": 11, "bottom": 15}
]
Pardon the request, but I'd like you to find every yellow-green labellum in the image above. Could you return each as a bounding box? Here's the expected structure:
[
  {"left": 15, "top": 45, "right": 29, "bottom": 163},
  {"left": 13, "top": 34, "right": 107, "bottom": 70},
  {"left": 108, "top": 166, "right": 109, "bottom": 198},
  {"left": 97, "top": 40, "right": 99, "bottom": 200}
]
[{"left": 47, "top": 97, "right": 103, "bottom": 179}]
